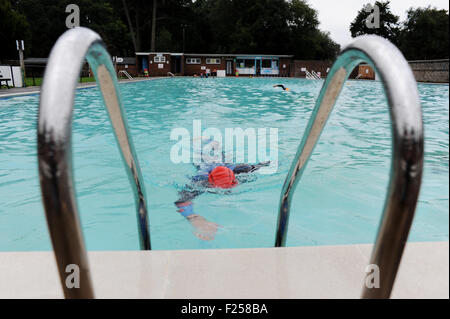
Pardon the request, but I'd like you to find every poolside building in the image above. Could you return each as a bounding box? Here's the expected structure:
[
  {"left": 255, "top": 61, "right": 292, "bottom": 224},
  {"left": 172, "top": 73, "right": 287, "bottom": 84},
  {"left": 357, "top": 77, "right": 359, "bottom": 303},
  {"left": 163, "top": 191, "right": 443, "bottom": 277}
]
[
  {"left": 115, "top": 57, "right": 138, "bottom": 77},
  {"left": 135, "top": 52, "right": 294, "bottom": 77}
]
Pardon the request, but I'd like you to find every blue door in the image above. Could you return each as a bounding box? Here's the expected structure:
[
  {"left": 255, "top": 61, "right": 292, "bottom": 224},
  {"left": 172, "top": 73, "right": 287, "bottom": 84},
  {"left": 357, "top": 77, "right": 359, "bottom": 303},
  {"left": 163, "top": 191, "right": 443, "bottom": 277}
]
[{"left": 142, "top": 57, "right": 148, "bottom": 71}]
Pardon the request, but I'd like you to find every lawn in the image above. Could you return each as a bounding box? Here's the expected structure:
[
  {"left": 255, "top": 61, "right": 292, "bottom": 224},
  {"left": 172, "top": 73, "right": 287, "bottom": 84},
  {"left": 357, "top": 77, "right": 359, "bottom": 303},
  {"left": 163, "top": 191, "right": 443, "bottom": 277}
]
[
  {"left": 1, "top": 76, "right": 138, "bottom": 89},
  {"left": 24, "top": 77, "right": 96, "bottom": 87}
]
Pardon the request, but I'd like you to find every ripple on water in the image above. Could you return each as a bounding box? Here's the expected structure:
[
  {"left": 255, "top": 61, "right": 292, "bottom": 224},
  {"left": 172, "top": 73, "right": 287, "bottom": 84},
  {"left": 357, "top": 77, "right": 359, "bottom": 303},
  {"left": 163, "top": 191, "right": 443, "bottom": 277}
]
[{"left": 0, "top": 78, "right": 448, "bottom": 251}]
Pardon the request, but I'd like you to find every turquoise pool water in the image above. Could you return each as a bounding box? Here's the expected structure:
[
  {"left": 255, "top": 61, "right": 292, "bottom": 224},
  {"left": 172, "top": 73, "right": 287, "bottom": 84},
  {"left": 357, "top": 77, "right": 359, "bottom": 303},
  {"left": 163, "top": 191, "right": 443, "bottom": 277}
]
[{"left": 0, "top": 78, "right": 448, "bottom": 251}]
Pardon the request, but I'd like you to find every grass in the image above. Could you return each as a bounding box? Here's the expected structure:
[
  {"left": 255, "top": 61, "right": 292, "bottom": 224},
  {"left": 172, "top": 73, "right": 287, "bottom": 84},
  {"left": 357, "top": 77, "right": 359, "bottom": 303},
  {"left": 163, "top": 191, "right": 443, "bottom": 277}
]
[
  {"left": 24, "top": 77, "right": 43, "bottom": 87},
  {"left": 1, "top": 76, "right": 140, "bottom": 89},
  {"left": 23, "top": 77, "right": 96, "bottom": 87}
]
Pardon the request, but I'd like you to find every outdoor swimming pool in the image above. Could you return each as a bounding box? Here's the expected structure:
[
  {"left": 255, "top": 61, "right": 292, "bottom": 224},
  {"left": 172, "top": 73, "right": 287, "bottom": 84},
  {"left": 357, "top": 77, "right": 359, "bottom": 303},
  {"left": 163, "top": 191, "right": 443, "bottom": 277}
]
[{"left": 0, "top": 77, "right": 448, "bottom": 251}]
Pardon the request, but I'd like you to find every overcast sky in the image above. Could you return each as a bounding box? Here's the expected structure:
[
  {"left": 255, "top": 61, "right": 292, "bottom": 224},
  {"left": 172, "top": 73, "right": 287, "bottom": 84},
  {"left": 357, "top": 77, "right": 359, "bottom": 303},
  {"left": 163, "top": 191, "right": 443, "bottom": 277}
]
[{"left": 308, "top": 0, "right": 449, "bottom": 47}]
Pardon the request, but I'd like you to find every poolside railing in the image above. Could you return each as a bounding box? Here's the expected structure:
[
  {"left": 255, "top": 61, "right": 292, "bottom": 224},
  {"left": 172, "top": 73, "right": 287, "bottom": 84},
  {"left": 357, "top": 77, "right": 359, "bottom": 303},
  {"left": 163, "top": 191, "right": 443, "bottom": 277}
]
[
  {"left": 275, "top": 35, "right": 424, "bottom": 298},
  {"left": 37, "top": 27, "right": 151, "bottom": 298}
]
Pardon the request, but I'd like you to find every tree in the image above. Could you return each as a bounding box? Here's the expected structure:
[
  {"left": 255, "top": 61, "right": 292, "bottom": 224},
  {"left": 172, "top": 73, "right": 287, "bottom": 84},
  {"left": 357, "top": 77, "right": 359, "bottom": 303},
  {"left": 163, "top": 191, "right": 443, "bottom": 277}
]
[
  {"left": 156, "top": 27, "right": 172, "bottom": 51},
  {"left": 151, "top": 0, "right": 157, "bottom": 51},
  {"left": 14, "top": 0, "right": 66, "bottom": 58},
  {"left": 0, "top": 0, "right": 30, "bottom": 61},
  {"left": 13, "top": 0, "right": 132, "bottom": 57},
  {"left": 288, "top": 0, "right": 340, "bottom": 59},
  {"left": 121, "top": 0, "right": 138, "bottom": 52},
  {"left": 315, "top": 31, "right": 341, "bottom": 60},
  {"left": 3, "top": 0, "right": 341, "bottom": 59},
  {"left": 198, "top": 0, "right": 339, "bottom": 59},
  {"left": 227, "top": 0, "right": 291, "bottom": 54},
  {"left": 350, "top": 1, "right": 400, "bottom": 44},
  {"left": 78, "top": 0, "right": 132, "bottom": 56},
  {"left": 115, "top": 0, "right": 192, "bottom": 52},
  {"left": 399, "top": 7, "right": 449, "bottom": 60}
]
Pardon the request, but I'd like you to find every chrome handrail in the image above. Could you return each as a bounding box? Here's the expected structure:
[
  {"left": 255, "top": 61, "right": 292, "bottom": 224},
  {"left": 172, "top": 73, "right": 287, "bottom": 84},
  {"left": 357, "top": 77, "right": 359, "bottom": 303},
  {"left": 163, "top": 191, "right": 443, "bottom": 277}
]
[
  {"left": 38, "top": 27, "right": 151, "bottom": 298},
  {"left": 275, "top": 35, "right": 424, "bottom": 299}
]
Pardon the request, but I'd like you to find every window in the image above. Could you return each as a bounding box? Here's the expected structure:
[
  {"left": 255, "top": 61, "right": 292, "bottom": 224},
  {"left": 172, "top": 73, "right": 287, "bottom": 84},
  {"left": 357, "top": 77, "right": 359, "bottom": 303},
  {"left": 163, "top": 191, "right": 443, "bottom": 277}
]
[
  {"left": 262, "top": 59, "right": 271, "bottom": 68},
  {"left": 206, "top": 58, "right": 221, "bottom": 64},
  {"left": 245, "top": 59, "right": 255, "bottom": 68},
  {"left": 236, "top": 59, "right": 255, "bottom": 68},
  {"left": 154, "top": 55, "right": 166, "bottom": 63},
  {"left": 186, "top": 58, "right": 201, "bottom": 64}
]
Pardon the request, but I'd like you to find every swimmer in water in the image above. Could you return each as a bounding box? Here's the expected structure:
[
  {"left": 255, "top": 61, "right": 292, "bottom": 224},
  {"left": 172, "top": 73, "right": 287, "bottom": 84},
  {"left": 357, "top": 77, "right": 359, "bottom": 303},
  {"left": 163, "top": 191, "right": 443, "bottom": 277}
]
[
  {"left": 273, "top": 84, "right": 290, "bottom": 91},
  {"left": 175, "top": 137, "right": 270, "bottom": 241}
]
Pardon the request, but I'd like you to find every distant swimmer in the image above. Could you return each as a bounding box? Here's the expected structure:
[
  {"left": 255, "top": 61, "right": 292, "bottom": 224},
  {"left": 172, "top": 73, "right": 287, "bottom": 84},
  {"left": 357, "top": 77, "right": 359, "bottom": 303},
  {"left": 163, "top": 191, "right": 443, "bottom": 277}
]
[{"left": 273, "top": 84, "right": 289, "bottom": 91}]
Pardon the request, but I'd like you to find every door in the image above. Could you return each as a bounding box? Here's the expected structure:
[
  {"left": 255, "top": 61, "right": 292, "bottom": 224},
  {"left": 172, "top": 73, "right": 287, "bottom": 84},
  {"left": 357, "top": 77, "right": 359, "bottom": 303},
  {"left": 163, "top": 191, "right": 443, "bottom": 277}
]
[
  {"left": 256, "top": 59, "right": 261, "bottom": 76},
  {"left": 175, "top": 57, "right": 181, "bottom": 73},
  {"left": 171, "top": 56, "right": 181, "bottom": 74},
  {"left": 226, "top": 60, "right": 233, "bottom": 75},
  {"left": 142, "top": 57, "right": 148, "bottom": 71}
]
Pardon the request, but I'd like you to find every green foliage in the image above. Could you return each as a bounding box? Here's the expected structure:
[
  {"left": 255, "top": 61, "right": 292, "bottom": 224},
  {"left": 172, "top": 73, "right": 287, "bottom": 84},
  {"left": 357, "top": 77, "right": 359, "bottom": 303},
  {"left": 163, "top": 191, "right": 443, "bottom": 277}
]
[
  {"left": 350, "top": 1, "right": 449, "bottom": 60},
  {"left": 13, "top": 0, "right": 132, "bottom": 57},
  {"left": 0, "top": 0, "right": 30, "bottom": 60},
  {"left": 399, "top": 7, "right": 449, "bottom": 60},
  {"left": 194, "top": 0, "right": 338, "bottom": 59},
  {"left": 14, "top": 0, "right": 67, "bottom": 58},
  {"left": 156, "top": 27, "right": 173, "bottom": 51},
  {"left": 288, "top": 0, "right": 339, "bottom": 59},
  {"left": 77, "top": 0, "right": 132, "bottom": 55},
  {"left": 3, "top": 0, "right": 448, "bottom": 62},
  {"left": 2, "top": 0, "right": 340, "bottom": 60}
]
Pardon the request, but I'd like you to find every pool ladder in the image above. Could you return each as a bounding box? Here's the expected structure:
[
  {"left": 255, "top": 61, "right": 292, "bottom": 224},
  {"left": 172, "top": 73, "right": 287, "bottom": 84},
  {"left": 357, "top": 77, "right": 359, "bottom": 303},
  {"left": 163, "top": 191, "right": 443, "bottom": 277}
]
[
  {"left": 275, "top": 35, "right": 424, "bottom": 299},
  {"left": 38, "top": 28, "right": 423, "bottom": 299},
  {"left": 38, "top": 27, "right": 150, "bottom": 298}
]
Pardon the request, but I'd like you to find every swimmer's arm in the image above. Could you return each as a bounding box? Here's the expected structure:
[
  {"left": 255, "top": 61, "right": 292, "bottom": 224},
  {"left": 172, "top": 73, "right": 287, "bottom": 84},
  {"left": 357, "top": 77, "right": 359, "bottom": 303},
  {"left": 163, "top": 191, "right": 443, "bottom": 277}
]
[
  {"left": 175, "top": 188, "right": 203, "bottom": 218},
  {"left": 232, "top": 160, "right": 271, "bottom": 174},
  {"left": 174, "top": 188, "right": 219, "bottom": 241},
  {"left": 273, "top": 84, "right": 287, "bottom": 90}
]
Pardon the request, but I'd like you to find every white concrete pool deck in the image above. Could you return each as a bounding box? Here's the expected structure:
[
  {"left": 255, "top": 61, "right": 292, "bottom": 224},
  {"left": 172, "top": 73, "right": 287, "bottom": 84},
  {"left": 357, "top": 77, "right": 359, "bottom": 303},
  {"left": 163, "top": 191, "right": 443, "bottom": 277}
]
[{"left": 0, "top": 241, "right": 447, "bottom": 299}]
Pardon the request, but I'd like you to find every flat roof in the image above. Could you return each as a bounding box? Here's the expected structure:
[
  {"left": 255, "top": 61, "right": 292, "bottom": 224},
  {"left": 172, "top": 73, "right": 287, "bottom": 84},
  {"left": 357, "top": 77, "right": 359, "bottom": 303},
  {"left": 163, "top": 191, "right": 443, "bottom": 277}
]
[
  {"left": 117, "top": 57, "right": 136, "bottom": 64},
  {"left": 24, "top": 58, "right": 48, "bottom": 65},
  {"left": 136, "top": 52, "right": 183, "bottom": 56},
  {"left": 408, "top": 59, "right": 449, "bottom": 63},
  {"left": 136, "top": 52, "right": 293, "bottom": 58},
  {"left": 185, "top": 53, "right": 294, "bottom": 58}
]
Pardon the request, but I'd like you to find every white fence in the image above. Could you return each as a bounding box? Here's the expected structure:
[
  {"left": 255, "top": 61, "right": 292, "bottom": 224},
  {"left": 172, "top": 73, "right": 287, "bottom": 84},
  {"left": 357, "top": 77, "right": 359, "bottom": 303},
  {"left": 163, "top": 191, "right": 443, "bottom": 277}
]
[
  {"left": 216, "top": 70, "right": 226, "bottom": 77},
  {"left": 0, "top": 65, "right": 23, "bottom": 87}
]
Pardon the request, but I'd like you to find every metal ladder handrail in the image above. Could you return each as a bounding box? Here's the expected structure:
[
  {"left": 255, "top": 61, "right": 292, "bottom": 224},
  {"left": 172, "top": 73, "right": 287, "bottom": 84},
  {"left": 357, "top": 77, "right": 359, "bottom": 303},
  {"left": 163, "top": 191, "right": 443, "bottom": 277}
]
[
  {"left": 275, "top": 35, "right": 424, "bottom": 299},
  {"left": 119, "top": 69, "right": 133, "bottom": 80},
  {"left": 38, "top": 27, "right": 151, "bottom": 299},
  {"left": 305, "top": 69, "right": 320, "bottom": 80},
  {"left": 311, "top": 70, "right": 321, "bottom": 79},
  {"left": 304, "top": 69, "right": 314, "bottom": 79}
]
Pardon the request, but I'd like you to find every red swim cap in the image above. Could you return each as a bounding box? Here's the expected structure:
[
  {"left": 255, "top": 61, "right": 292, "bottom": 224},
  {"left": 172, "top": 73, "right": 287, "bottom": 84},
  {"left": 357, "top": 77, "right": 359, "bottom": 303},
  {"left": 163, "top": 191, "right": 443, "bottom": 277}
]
[{"left": 208, "top": 166, "right": 237, "bottom": 188}]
